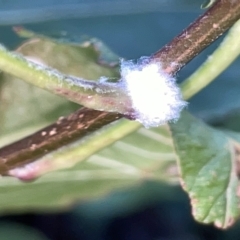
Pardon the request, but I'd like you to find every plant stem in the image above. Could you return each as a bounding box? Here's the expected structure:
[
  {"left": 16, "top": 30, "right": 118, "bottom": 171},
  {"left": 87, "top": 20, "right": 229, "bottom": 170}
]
[
  {"left": 181, "top": 19, "right": 240, "bottom": 100},
  {"left": 0, "top": 108, "right": 121, "bottom": 173},
  {"left": 0, "top": 44, "right": 130, "bottom": 113},
  {"left": 152, "top": 0, "right": 240, "bottom": 74},
  {"left": 1, "top": 0, "right": 240, "bottom": 174}
]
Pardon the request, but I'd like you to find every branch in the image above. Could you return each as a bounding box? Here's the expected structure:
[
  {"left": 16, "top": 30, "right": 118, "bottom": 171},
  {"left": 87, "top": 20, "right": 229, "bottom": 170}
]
[
  {"left": 0, "top": 108, "right": 121, "bottom": 173},
  {"left": 152, "top": 0, "right": 240, "bottom": 74},
  {"left": 0, "top": 0, "right": 240, "bottom": 174},
  {"left": 181, "top": 18, "right": 240, "bottom": 99}
]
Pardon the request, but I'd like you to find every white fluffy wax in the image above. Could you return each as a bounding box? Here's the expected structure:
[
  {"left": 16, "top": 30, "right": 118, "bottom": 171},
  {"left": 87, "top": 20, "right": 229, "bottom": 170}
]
[{"left": 120, "top": 60, "right": 186, "bottom": 127}]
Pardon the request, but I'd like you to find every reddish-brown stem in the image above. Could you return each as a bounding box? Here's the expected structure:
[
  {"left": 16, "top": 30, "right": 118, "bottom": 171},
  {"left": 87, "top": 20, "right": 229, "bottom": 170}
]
[
  {"left": 0, "top": 109, "right": 121, "bottom": 173},
  {"left": 0, "top": 0, "right": 240, "bottom": 174},
  {"left": 152, "top": 0, "right": 240, "bottom": 74}
]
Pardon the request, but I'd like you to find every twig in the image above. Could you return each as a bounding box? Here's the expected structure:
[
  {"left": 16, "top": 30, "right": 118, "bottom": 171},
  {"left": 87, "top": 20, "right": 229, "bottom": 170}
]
[
  {"left": 152, "top": 0, "right": 240, "bottom": 74},
  {"left": 0, "top": 108, "right": 121, "bottom": 173},
  {"left": 181, "top": 19, "right": 240, "bottom": 99}
]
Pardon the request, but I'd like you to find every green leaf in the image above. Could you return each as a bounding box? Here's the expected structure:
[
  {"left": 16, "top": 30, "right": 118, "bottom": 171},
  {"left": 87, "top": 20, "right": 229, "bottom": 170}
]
[{"left": 170, "top": 111, "right": 240, "bottom": 229}]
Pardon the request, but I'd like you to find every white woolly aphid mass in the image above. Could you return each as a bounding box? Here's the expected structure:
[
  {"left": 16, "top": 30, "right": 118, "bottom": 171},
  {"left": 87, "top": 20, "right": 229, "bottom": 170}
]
[{"left": 120, "top": 60, "right": 186, "bottom": 127}]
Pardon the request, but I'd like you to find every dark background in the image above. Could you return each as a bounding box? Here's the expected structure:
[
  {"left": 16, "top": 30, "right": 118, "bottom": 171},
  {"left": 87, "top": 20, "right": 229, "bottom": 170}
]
[{"left": 1, "top": 1, "right": 240, "bottom": 239}]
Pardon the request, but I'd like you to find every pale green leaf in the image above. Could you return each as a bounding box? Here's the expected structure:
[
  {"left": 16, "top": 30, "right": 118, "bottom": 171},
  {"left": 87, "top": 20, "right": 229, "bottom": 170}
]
[{"left": 170, "top": 111, "right": 240, "bottom": 229}]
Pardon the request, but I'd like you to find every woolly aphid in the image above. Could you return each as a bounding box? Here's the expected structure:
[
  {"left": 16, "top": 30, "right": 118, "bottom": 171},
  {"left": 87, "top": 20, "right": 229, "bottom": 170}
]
[{"left": 119, "top": 58, "right": 186, "bottom": 128}]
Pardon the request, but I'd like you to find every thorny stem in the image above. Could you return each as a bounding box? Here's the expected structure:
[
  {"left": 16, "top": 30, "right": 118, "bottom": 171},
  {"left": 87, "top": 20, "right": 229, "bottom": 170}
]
[{"left": 0, "top": 0, "right": 240, "bottom": 175}]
